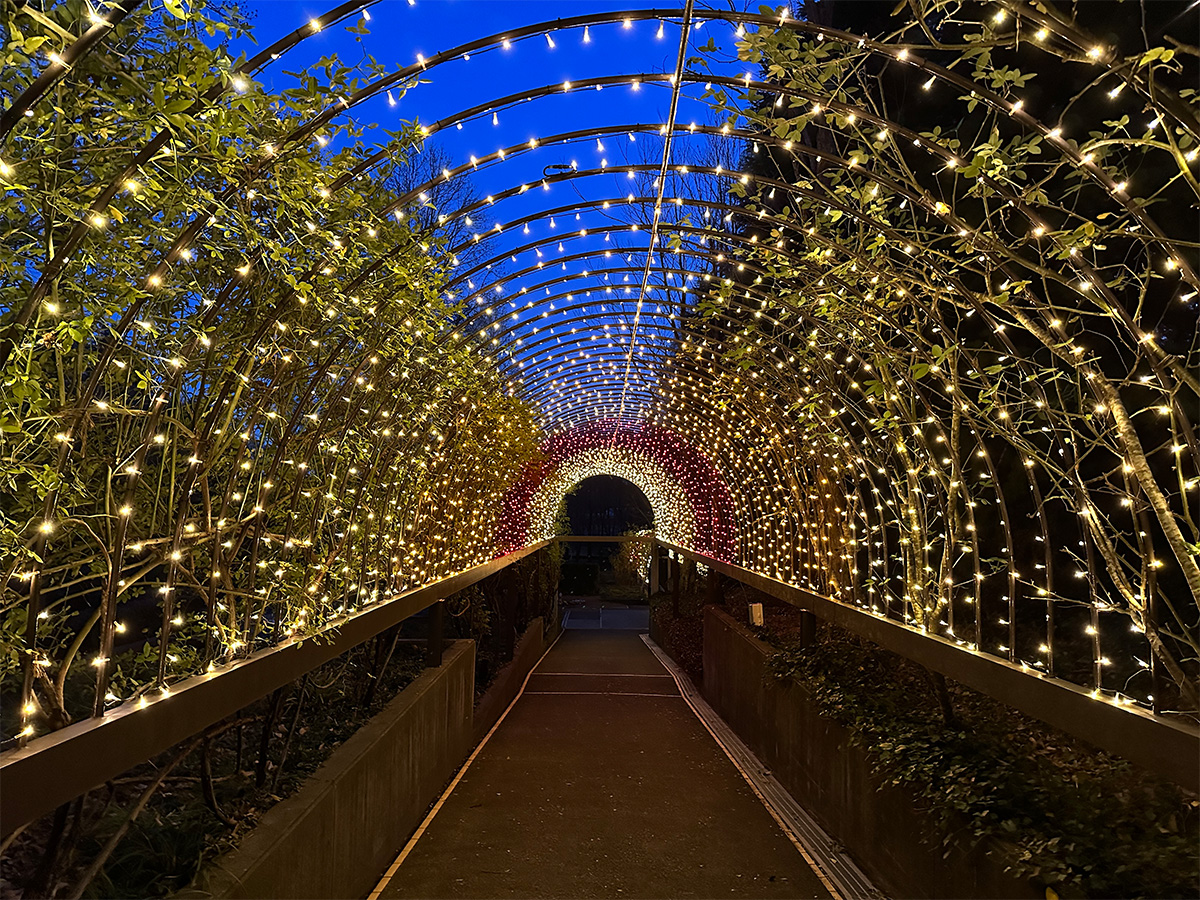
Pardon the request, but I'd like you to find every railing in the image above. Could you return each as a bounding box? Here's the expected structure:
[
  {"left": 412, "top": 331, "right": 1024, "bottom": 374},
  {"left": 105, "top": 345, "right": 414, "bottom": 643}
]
[
  {"left": 0, "top": 541, "right": 549, "bottom": 831},
  {"left": 4, "top": 532, "right": 1196, "bottom": 834},
  {"left": 650, "top": 539, "right": 1200, "bottom": 793}
]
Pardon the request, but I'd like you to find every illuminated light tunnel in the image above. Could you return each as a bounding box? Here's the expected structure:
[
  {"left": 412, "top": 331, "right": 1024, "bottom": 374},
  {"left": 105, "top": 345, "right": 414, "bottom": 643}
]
[
  {"left": 0, "top": 0, "right": 1196, "bottom": 785},
  {"left": 497, "top": 420, "right": 737, "bottom": 559}
]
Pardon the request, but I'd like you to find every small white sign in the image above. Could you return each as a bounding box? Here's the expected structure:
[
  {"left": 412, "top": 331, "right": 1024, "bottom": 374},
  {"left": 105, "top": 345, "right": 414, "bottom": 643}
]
[{"left": 749, "top": 602, "right": 764, "bottom": 626}]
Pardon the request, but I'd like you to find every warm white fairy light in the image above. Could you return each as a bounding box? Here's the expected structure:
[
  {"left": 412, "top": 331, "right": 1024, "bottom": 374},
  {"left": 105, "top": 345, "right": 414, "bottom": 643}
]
[
  {"left": 4, "top": 2, "right": 1193, "bottom": 768},
  {"left": 528, "top": 449, "right": 695, "bottom": 547}
]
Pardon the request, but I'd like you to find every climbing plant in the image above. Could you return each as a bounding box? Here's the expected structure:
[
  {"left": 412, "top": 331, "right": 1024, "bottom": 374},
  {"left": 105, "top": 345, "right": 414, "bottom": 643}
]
[
  {"left": 642, "top": 0, "right": 1199, "bottom": 713},
  {"left": 0, "top": 0, "right": 1195, "bottom": 789},
  {"left": 0, "top": 0, "right": 540, "bottom": 742}
]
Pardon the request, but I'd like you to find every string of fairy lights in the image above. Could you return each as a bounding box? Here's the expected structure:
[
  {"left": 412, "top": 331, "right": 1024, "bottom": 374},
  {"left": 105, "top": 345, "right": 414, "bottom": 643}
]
[
  {"left": 0, "top": 0, "right": 1195, "bottom": 752},
  {"left": 528, "top": 449, "right": 696, "bottom": 549},
  {"left": 612, "top": 0, "right": 695, "bottom": 434}
]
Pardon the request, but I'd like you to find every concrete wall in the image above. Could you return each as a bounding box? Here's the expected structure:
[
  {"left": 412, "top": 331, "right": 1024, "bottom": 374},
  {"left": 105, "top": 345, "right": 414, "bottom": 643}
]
[
  {"left": 186, "top": 640, "right": 475, "bottom": 900},
  {"left": 702, "top": 607, "right": 1039, "bottom": 900},
  {"left": 473, "top": 617, "right": 545, "bottom": 744}
]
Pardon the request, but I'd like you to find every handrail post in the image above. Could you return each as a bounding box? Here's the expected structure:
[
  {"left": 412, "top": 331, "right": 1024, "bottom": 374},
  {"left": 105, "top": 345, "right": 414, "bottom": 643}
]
[
  {"left": 799, "top": 609, "right": 816, "bottom": 648},
  {"left": 706, "top": 567, "right": 722, "bottom": 608},
  {"left": 425, "top": 600, "right": 445, "bottom": 667},
  {"left": 671, "top": 553, "right": 681, "bottom": 617},
  {"left": 501, "top": 567, "right": 518, "bottom": 661}
]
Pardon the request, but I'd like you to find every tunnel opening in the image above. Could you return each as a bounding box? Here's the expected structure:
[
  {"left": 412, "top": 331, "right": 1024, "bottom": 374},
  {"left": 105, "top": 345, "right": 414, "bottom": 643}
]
[
  {"left": 559, "top": 475, "right": 654, "bottom": 607},
  {"left": 564, "top": 474, "right": 654, "bottom": 537}
]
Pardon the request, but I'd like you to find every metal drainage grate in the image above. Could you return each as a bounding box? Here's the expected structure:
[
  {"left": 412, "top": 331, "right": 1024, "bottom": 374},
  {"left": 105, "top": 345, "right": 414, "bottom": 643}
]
[{"left": 642, "top": 634, "right": 886, "bottom": 900}]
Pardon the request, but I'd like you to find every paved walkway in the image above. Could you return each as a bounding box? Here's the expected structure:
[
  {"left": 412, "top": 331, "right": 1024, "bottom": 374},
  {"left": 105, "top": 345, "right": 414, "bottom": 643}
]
[
  {"left": 373, "top": 631, "right": 834, "bottom": 899},
  {"left": 561, "top": 606, "right": 650, "bottom": 630}
]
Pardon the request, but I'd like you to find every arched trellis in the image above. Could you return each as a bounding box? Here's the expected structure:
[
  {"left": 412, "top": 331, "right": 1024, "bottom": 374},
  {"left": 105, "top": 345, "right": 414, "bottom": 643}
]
[
  {"left": 497, "top": 420, "right": 737, "bottom": 560},
  {"left": 7, "top": 7, "right": 1190, "bottom": 468},
  {"left": 0, "top": 0, "right": 1195, "bottom": 768}
]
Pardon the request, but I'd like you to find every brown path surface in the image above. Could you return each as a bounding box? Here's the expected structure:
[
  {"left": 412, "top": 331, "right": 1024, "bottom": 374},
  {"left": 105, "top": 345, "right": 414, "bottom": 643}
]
[{"left": 374, "top": 631, "right": 833, "bottom": 899}]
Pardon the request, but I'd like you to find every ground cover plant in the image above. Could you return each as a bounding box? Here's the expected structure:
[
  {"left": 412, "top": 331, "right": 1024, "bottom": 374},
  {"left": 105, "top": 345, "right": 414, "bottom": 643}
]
[{"left": 653, "top": 570, "right": 1199, "bottom": 899}]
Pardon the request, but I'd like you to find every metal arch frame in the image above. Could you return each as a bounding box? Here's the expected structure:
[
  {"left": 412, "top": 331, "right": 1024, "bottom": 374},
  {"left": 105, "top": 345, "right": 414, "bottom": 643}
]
[
  {"left": 19, "top": 3, "right": 1187, "bottom": 300},
  {"left": 514, "top": 297, "right": 1094, "bottom": 681},
  {"left": 503, "top": 270, "right": 1096, "bottom": 662},
  {"left": 415, "top": 148, "right": 1179, "bottom": 415},
  {"left": 7, "top": 3, "right": 1191, "bottom": 441},
  {"left": 11, "top": 65, "right": 1190, "bottom": 556},
  {"left": 439, "top": 215, "right": 991, "bottom": 426},
  {"left": 472, "top": 282, "right": 772, "bottom": 391},
  {"left": 456, "top": 248, "right": 712, "bottom": 310},
  {"left": 432, "top": 157, "right": 1190, "bottom": 528},
  {"left": 420, "top": 151, "right": 1161, "bottom": 405},
  {"left": 381, "top": 79, "right": 1196, "bottom": 351},
  {"left": 454, "top": 250, "right": 774, "bottom": 333},
  {"left": 506, "top": 307, "right": 1104, "bottom": 672},
  {"left": 451, "top": 264, "right": 788, "bottom": 412},
  {"left": 342, "top": 103, "right": 1196, "bottom": 464},
  {"left": 446, "top": 219, "right": 743, "bottom": 297},
  {"left": 351, "top": 151, "right": 1197, "bottom": 493},
  {"left": 2, "top": 0, "right": 1190, "bottom": 801},
  {"left": 12, "top": 12, "right": 1191, "bottom": 374},
  {"left": 444, "top": 213, "right": 1099, "bottom": 571},
  {"left": 25, "top": 168, "right": 1142, "bottom": 676}
]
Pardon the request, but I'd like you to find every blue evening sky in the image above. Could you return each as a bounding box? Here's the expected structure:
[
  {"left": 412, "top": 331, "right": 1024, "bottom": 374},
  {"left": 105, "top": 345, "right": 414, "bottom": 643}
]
[{"left": 234, "top": 1, "right": 770, "bottom": 428}]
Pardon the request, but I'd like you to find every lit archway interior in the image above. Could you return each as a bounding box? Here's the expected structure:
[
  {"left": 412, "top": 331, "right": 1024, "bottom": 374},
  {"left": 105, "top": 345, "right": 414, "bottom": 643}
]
[
  {"left": 498, "top": 421, "right": 737, "bottom": 560},
  {"left": 563, "top": 475, "right": 654, "bottom": 536},
  {"left": 2, "top": 0, "right": 1196, "bottom": 739}
]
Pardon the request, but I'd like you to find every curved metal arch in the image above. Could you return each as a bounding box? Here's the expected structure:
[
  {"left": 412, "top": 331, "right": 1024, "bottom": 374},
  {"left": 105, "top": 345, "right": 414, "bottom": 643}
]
[
  {"left": 11, "top": 1, "right": 1189, "bottom": 384},
  {"left": 427, "top": 164, "right": 1156, "bottom": 415},
  {"left": 454, "top": 248, "right": 776, "bottom": 335},
  {"left": 414, "top": 151, "right": 1116, "bottom": 363},
  {"left": 290, "top": 129, "right": 1197, "bottom": 452},
  {"left": 314, "top": 8, "right": 1199, "bottom": 296},
  {"left": 446, "top": 218, "right": 740, "bottom": 295},
  {"left": 11, "top": 0, "right": 1200, "bottom": 772},
  {"left": 477, "top": 284, "right": 785, "bottom": 397},
  {"left": 302, "top": 82, "right": 1199, "bottom": 433},
  {"left": 443, "top": 216, "right": 993, "bottom": 418},
  {"left": 381, "top": 69, "right": 1196, "bottom": 318},
  {"left": 398, "top": 68, "right": 1153, "bottom": 280},
  {"left": 7, "top": 22, "right": 1132, "bottom": 372},
  {"left": 511, "top": 275, "right": 1077, "bottom": 638},
  {"left": 451, "top": 227, "right": 1079, "bottom": 465},
  {"left": 420, "top": 165, "right": 965, "bottom": 349},
  {"left": 295, "top": 106, "right": 1137, "bottom": 391},
  {"left": 112, "top": 201, "right": 1104, "bottom": 549},
  {"left": 28, "top": 5, "right": 1200, "bottom": 643},
  {"left": 456, "top": 243, "right": 716, "bottom": 308},
  {"left": 408, "top": 138, "right": 970, "bottom": 268},
  {"left": 14, "top": 53, "right": 1176, "bottom": 468},
  {"left": 446, "top": 211, "right": 812, "bottom": 313}
]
